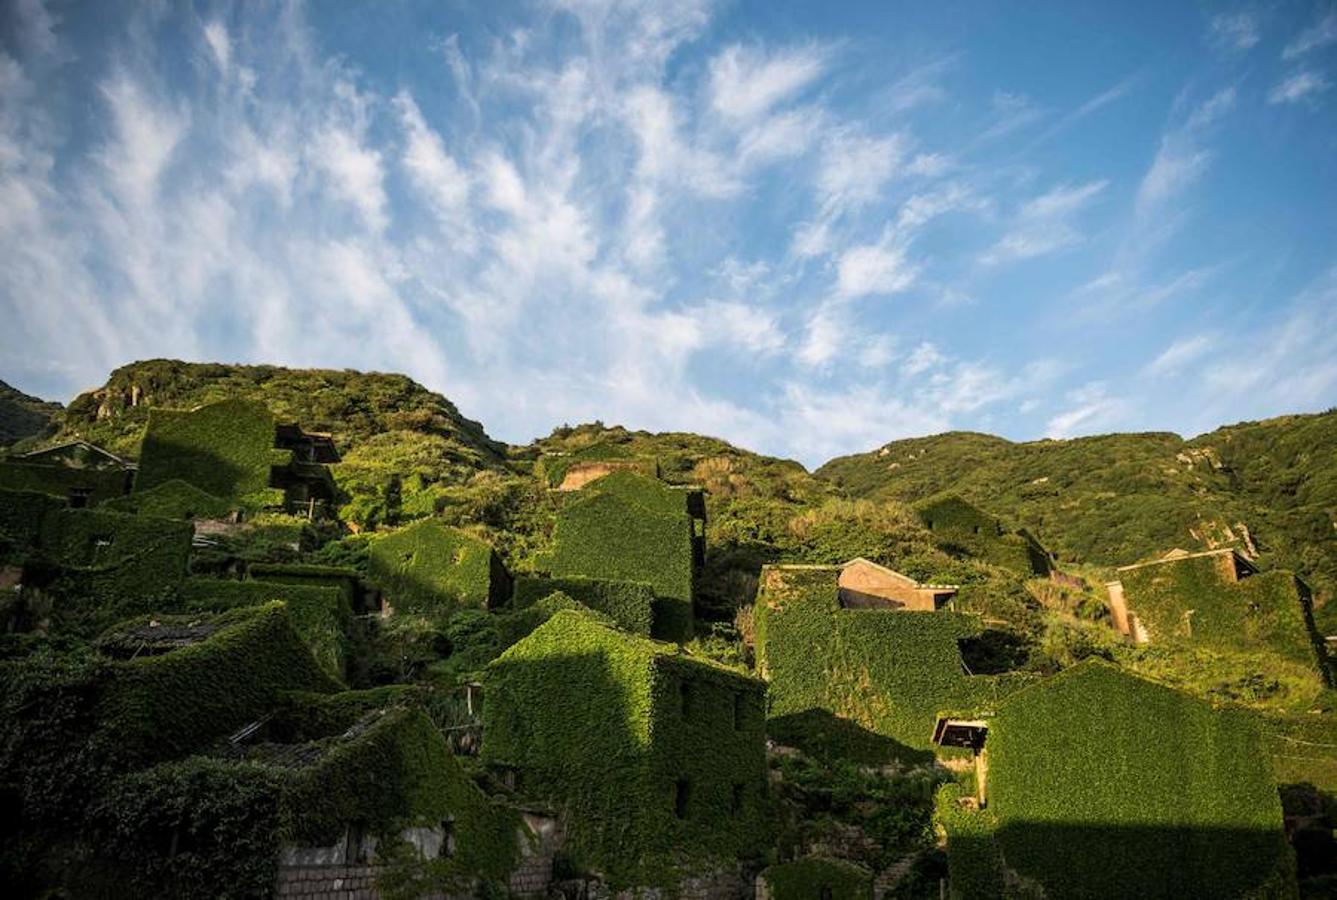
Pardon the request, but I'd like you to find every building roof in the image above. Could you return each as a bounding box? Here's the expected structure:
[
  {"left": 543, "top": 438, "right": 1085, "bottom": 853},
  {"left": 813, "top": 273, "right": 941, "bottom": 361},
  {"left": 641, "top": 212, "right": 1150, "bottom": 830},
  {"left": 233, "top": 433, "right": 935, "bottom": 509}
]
[
  {"left": 1114, "top": 546, "right": 1257, "bottom": 576},
  {"left": 19, "top": 439, "right": 135, "bottom": 469},
  {"left": 842, "top": 557, "right": 960, "bottom": 592}
]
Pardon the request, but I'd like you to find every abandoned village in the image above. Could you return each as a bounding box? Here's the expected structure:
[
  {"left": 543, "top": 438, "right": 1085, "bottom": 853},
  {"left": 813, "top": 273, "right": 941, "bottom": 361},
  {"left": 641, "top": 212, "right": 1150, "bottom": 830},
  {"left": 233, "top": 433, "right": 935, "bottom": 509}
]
[{"left": 0, "top": 361, "right": 1333, "bottom": 900}]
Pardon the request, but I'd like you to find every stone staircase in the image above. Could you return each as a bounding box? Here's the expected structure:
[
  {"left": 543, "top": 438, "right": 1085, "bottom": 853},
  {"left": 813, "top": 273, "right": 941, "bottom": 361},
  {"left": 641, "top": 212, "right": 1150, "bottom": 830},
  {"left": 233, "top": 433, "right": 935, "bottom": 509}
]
[{"left": 873, "top": 851, "right": 922, "bottom": 899}]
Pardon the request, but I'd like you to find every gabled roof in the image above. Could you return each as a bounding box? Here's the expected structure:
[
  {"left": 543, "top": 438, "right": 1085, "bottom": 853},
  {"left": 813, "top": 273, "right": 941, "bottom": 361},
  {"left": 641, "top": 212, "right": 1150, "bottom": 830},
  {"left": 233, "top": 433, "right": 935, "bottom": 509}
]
[
  {"left": 19, "top": 439, "right": 135, "bottom": 469},
  {"left": 1115, "top": 546, "right": 1257, "bottom": 576},
  {"left": 842, "top": 557, "right": 960, "bottom": 592}
]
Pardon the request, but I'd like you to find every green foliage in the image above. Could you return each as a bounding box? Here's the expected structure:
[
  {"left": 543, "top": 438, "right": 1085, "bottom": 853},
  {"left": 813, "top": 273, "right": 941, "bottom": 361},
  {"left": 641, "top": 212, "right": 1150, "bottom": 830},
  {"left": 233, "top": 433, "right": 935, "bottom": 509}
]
[
  {"left": 179, "top": 578, "right": 351, "bottom": 679},
  {"left": 99, "top": 602, "right": 340, "bottom": 765},
  {"left": 0, "top": 379, "right": 60, "bottom": 447},
  {"left": 482, "top": 609, "right": 768, "bottom": 886},
  {"left": 544, "top": 487, "right": 694, "bottom": 641},
  {"left": 41, "top": 508, "right": 193, "bottom": 632},
  {"left": 815, "top": 412, "right": 1337, "bottom": 624},
  {"left": 513, "top": 575, "right": 655, "bottom": 635},
  {"left": 934, "top": 783, "right": 1006, "bottom": 900},
  {"left": 755, "top": 566, "right": 1030, "bottom": 756},
  {"left": 913, "top": 493, "right": 1051, "bottom": 576},
  {"left": 1119, "top": 555, "right": 1327, "bottom": 679},
  {"left": 0, "top": 460, "right": 129, "bottom": 505},
  {"left": 760, "top": 857, "right": 873, "bottom": 899},
  {"left": 981, "top": 661, "right": 1293, "bottom": 899},
  {"left": 137, "top": 397, "right": 287, "bottom": 505},
  {"left": 368, "top": 520, "right": 508, "bottom": 619},
  {"left": 102, "top": 478, "right": 233, "bottom": 519},
  {"left": 94, "top": 756, "right": 285, "bottom": 899},
  {"left": 0, "top": 488, "right": 62, "bottom": 563}
]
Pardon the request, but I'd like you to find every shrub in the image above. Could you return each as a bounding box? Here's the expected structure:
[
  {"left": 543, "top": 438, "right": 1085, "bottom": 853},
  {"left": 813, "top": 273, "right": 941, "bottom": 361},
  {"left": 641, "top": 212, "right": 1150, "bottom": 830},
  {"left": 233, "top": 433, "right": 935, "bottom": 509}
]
[{"left": 759, "top": 857, "right": 873, "bottom": 899}]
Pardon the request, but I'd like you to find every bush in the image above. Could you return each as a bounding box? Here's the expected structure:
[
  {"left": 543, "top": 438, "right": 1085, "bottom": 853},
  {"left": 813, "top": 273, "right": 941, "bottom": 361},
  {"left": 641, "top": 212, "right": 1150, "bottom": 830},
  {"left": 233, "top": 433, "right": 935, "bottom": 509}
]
[{"left": 759, "top": 857, "right": 873, "bottom": 899}]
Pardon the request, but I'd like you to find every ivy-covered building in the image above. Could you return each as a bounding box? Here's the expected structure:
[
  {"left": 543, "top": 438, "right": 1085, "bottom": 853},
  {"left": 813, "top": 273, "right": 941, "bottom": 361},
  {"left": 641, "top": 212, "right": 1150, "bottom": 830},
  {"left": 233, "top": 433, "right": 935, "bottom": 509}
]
[
  {"left": 0, "top": 439, "right": 136, "bottom": 507},
  {"left": 936, "top": 661, "right": 1295, "bottom": 899},
  {"left": 482, "top": 608, "right": 769, "bottom": 886},
  {"left": 1106, "top": 548, "right": 1329, "bottom": 684},
  {"left": 136, "top": 398, "right": 339, "bottom": 514},
  {"left": 754, "top": 564, "right": 1028, "bottom": 761},
  {"left": 541, "top": 470, "right": 704, "bottom": 642},
  {"left": 913, "top": 493, "right": 1052, "bottom": 576},
  {"left": 368, "top": 520, "right": 511, "bottom": 620}
]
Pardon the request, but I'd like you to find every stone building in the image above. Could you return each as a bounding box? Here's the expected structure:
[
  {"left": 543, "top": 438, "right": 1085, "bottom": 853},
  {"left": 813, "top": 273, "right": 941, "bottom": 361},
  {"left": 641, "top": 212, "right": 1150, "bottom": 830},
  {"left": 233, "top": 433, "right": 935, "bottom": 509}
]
[{"left": 837, "top": 557, "right": 958, "bottom": 611}]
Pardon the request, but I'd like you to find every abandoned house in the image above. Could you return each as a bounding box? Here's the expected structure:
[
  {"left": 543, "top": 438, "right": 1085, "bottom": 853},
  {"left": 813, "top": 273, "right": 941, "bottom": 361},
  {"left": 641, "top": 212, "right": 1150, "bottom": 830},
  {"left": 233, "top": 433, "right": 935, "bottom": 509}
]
[
  {"left": 367, "top": 519, "right": 512, "bottom": 619},
  {"left": 912, "top": 492, "right": 1052, "bottom": 576},
  {"left": 482, "top": 608, "right": 770, "bottom": 883},
  {"left": 0, "top": 439, "right": 136, "bottom": 507},
  {"left": 838, "top": 557, "right": 959, "bottom": 611},
  {"left": 938, "top": 660, "right": 1291, "bottom": 899},
  {"left": 135, "top": 398, "right": 340, "bottom": 515}
]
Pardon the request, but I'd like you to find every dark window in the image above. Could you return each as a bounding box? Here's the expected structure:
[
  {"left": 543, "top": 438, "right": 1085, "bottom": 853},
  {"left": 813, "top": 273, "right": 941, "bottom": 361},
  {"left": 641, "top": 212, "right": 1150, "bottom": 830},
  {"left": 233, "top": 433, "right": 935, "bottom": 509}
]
[
  {"left": 972, "top": 524, "right": 981, "bottom": 535},
  {"left": 820, "top": 887, "right": 833, "bottom": 900},
  {"left": 673, "top": 778, "right": 690, "bottom": 819},
  {"left": 346, "top": 821, "right": 370, "bottom": 864},
  {"left": 925, "top": 519, "right": 934, "bottom": 530},
  {"left": 439, "top": 820, "right": 455, "bottom": 858},
  {"left": 68, "top": 487, "right": 93, "bottom": 509},
  {"left": 679, "top": 680, "right": 693, "bottom": 718},
  {"left": 731, "top": 782, "right": 745, "bottom": 814}
]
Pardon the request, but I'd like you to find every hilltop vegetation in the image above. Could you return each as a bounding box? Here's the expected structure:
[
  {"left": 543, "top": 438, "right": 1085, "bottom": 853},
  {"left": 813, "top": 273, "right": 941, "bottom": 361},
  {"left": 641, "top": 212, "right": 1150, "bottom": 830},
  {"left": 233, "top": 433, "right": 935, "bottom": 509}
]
[
  {"left": 817, "top": 413, "right": 1337, "bottom": 627},
  {"left": 0, "top": 380, "right": 60, "bottom": 448}
]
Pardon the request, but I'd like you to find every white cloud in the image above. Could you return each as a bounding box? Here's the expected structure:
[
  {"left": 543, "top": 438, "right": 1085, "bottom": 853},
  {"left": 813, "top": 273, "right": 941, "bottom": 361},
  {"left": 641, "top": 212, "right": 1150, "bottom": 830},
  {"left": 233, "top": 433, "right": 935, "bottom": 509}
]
[
  {"left": 203, "top": 20, "right": 231, "bottom": 71},
  {"left": 1133, "top": 88, "right": 1234, "bottom": 224},
  {"left": 312, "top": 111, "right": 389, "bottom": 231},
  {"left": 1045, "top": 383, "right": 1128, "bottom": 438},
  {"left": 815, "top": 130, "right": 906, "bottom": 211},
  {"left": 1144, "top": 334, "right": 1216, "bottom": 377},
  {"left": 394, "top": 91, "right": 473, "bottom": 241},
  {"left": 709, "top": 43, "right": 826, "bottom": 122},
  {"left": 1283, "top": 12, "right": 1337, "bottom": 60},
  {"left": 836, "top": 239, "right": 916, "bottom": 297},
  {"left": 1268, "top": 70, "right": 1331, "bottom": 105},
  {"left": 981, "top": 180, "right": 1107, "bottom": 265},
  {"left": 1208, "top": 13, "right": 1260, "bottom": 51}
]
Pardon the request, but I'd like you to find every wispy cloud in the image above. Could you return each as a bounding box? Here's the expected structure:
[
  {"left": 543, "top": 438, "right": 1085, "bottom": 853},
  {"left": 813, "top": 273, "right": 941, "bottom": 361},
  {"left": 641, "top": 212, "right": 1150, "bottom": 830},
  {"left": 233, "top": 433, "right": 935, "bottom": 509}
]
[
  {"left": 1268, "top": 70, "right": 1331, "bottom": 104},
  {"left": 980, "top": 180, "right": 1108, "bottom": 265},
  {"left": 1143, "top": 333, "right": 1217, "bottom": 377},
  {"left": 1208, "top": 12, "right": 1261, "bottom": 51},
  {"left": 1283, "top": 12, "right": 1337, "bottom": 59}
]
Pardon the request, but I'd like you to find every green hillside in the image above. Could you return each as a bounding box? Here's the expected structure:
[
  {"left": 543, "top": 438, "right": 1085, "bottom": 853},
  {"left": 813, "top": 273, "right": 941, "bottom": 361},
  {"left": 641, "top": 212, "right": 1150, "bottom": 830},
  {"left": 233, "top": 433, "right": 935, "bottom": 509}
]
[
  {"left": 0, "top": 380, "right": 61, "bottom": 448},
  {"left": 816, "top": 413, "right": 1337, "bottom": 624}
]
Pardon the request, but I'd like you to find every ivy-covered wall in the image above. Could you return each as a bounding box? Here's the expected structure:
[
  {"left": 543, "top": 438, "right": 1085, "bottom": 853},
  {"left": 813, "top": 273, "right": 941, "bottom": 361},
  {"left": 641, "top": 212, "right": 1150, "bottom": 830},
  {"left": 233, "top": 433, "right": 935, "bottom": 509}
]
[
  {"left": 1119, "top": 555, "right": 1328, "bottom": 680},
  {"left": 0, "top": 488, "right": 62, "bottom": 563},
  {"left": 368, "top": 520, "right": 509, "bottom": 619},
  {"left": 40, "top": 508, "right": 193, "bottom": 632},
  {"left": 136, "top": 398, "right": 288, "bottom": 506},
  {"left": 544, "top": 489, "right": 695, "bottom": 642},
  {"left": 91, "top": 702, "right": 522, "bottom": 899},
  {"left": 947, "top": 661, "right": 1295, "bottom": 899},
  {"left": 98, "top": 602, "right": 341, "bottom": 765},
  {"left": 178, "top": 578, "right": 351, "bottom": 680},
  {"left": 102, "top": 478, "right": 233, "bottom": 520},
  {"left": 512, "top": 575, "right": 655, "bottom": 635},
  {"left": 0, "top": 461, "right": 131, "bottom": 506},
  {"left": 482, "top": 609, "right": 768, "bottom": 886},
  {"left": 754, "top": 566, "right": 1029, "bottom": 759},
  {"left": 759, "top": 857, "right": 874, "bottom": 900},
  {"left": 913, "top": 493, "right": 1051, "bottom": 576}
]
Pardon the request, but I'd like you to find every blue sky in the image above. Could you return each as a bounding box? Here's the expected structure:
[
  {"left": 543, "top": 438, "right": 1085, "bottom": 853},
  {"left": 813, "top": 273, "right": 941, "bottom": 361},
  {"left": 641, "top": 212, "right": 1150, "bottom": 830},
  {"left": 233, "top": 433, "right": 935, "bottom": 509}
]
[{"left": 1, "top": 0, "right": 1335, "bottom": 465}]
